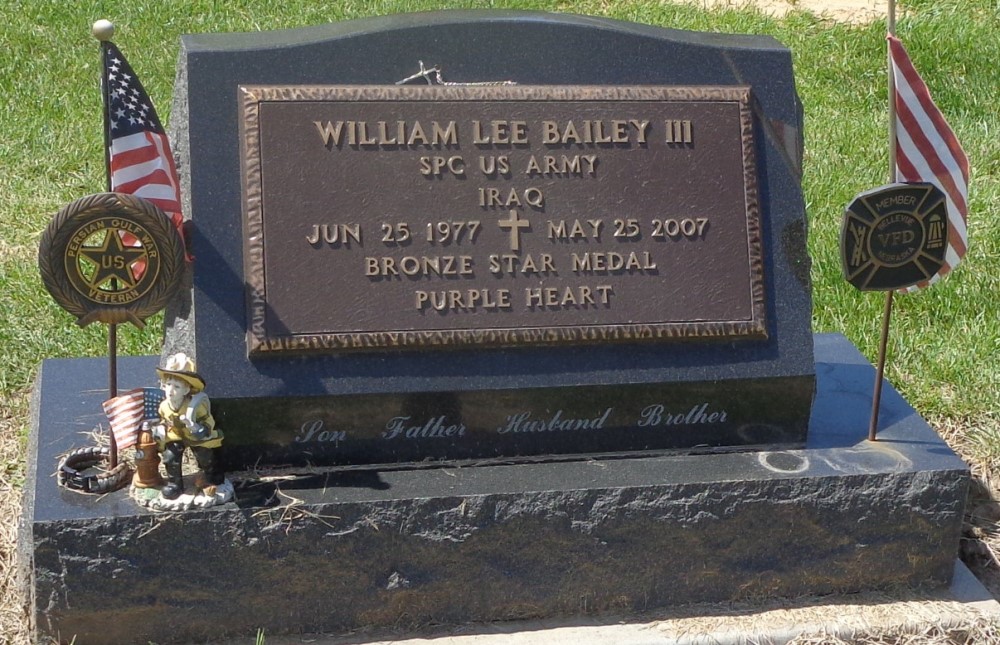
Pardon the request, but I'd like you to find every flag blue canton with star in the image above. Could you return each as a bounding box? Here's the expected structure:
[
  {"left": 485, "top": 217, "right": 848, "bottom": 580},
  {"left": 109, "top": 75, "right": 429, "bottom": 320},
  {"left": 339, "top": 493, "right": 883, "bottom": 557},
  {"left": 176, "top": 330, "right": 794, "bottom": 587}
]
[
  {"left": 143, "top": 387, "right": 165, "bottom": 419},
  {"left": 105, "top": 42, "right": 164, "bottom": 138}
]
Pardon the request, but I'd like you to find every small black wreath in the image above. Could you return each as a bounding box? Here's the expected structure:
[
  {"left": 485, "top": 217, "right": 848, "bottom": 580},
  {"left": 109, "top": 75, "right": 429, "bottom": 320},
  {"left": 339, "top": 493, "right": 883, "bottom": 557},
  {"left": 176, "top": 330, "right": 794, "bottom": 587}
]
[
  {"left": 58, "top": 446, "right": 133, "bottom": 494},
  {"left": 38, "top": 192, "right": 185, "bottom": 327}
]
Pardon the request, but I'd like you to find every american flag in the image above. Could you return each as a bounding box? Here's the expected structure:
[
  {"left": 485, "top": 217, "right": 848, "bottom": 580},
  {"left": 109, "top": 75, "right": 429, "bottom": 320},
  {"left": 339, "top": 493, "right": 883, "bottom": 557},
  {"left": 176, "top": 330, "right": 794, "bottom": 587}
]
[
  {"left": 102, "top": 387, "right": 164, "bottom": 450},
  {"left": 889, "top": 34, "right": 969, "bottom": 290},
  {"left": 103, "top": 41, "right": 186, "bottom": 260}
]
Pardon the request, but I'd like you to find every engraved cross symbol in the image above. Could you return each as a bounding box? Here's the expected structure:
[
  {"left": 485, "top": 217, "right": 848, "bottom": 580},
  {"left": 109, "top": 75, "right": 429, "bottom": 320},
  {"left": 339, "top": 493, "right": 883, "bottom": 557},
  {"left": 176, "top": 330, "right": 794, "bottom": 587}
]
[{"left": 498, "top": 210, "right": 530, "bottom": 252}]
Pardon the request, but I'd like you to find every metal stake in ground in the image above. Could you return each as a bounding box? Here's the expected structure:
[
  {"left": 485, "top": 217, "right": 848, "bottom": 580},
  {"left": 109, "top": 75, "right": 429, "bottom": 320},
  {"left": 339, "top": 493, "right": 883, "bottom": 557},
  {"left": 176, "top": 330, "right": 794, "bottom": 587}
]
[
  {"left": 843, "top": 0, "right": 969, "bottom": 440},
  {"left": 94, "top": 19, "right": 120, "bottom": 463},
  {"left": 869, "top": 0, "right": 898, "bottom": 442}
]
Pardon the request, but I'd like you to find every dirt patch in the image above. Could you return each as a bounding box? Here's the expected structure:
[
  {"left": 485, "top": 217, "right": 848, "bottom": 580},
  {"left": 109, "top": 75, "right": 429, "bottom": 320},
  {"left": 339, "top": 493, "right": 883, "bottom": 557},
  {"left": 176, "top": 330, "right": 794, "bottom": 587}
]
[
  {"left": 0, "top": 390, "right": 30, "bottom": 645},
  {"left": 683, "top": 0, "right": 888, "bottom": 24}
]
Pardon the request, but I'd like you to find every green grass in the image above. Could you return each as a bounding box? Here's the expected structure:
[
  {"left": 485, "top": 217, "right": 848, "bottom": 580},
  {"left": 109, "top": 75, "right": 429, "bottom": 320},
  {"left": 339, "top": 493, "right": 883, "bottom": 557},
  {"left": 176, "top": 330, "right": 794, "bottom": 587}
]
[{"left": 0, "top": 0, "right": 997, "bottom": 448}]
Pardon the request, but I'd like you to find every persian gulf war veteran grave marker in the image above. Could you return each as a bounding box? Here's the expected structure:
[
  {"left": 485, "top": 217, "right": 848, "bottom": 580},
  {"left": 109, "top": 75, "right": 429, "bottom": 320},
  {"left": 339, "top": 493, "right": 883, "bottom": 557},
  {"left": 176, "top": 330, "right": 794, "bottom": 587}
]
[
  {"left": 23, "top": 11, "right": 969, "bottom": 645},
  {"left": 165, "top": 12, "right": 817, "bottom": 468}
]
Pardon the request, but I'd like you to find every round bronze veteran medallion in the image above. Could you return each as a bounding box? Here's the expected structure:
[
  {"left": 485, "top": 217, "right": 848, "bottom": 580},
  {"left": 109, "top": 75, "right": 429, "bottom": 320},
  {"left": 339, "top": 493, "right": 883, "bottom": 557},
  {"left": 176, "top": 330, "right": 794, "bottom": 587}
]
[{"left": 38, "top": 193, "right": 185, "bottom": 327}]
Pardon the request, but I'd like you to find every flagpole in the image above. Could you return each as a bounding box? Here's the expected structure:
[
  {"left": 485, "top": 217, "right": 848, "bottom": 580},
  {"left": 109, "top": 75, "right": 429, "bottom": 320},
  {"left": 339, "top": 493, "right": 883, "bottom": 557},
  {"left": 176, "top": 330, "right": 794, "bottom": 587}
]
[
  {"left": 868, "top": 0, "right": 898, "bottom": 442},
  {"left": 887, "top": 0, "right": 897, "bottom": 174},
  {"left": 93, "top": 19, "right": 120, "bottom": 467}
]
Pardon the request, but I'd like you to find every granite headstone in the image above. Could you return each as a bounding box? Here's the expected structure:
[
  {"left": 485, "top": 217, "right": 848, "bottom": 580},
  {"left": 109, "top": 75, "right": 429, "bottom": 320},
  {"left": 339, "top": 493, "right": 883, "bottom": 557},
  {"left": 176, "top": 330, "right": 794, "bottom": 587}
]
[
  {"left": 166, "top": 9, "right": 815, "bottom": 467},
  {"left": 22, "top": 12, "right": 970, "bottom": 645}
]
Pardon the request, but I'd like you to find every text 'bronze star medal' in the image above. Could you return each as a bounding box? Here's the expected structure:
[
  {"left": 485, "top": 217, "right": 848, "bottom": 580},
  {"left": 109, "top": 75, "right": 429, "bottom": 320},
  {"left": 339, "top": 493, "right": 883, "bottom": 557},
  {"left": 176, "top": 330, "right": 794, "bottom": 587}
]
[
  {"left": 39, "top": 193, "right": 185, "bottom": 327},
  {"left": 840, "top": 183, "right": 948, "bottom": 291}
]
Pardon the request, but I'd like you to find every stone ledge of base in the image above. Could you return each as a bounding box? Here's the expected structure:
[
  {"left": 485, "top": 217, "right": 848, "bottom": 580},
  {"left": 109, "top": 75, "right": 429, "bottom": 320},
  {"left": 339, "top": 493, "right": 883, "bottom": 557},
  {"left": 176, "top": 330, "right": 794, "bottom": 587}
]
[{"left": 237, "top": 560, "right": 998, "bottom": 645}]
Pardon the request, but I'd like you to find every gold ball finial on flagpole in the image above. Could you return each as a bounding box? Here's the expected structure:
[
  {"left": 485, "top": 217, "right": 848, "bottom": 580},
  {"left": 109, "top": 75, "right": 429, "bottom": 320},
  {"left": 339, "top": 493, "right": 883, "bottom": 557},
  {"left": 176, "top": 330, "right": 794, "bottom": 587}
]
[{"left": 92, "top": 19, "right": 115, "bottom": 42}]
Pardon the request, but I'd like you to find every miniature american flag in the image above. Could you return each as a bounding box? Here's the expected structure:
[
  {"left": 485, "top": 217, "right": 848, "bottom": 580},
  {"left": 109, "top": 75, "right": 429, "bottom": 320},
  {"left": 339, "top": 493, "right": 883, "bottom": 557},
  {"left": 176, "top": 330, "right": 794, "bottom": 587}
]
[
  {"left": 889, "top": 34, "right": 969, "bottom": 290},
  {"left": 102, "top": 42, "right": 186, "bottom": 256},
  {"left": 102, "top": 387, "right": 163, "bottom": 450}
]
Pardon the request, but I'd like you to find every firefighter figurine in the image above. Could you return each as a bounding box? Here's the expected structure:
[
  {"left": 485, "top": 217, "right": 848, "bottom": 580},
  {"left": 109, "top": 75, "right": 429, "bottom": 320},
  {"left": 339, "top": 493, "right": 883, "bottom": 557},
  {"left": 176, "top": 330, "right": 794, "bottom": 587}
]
[{"left": 151, "top": 353, "right": 225, "bottom": 500}]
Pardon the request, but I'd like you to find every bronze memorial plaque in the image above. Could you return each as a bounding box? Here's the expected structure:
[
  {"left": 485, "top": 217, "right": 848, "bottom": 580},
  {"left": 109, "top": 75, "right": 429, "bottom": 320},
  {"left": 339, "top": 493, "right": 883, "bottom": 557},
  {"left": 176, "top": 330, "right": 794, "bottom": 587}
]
[{"left": 240, "top": 85, "right": 765, "bottom": 354}]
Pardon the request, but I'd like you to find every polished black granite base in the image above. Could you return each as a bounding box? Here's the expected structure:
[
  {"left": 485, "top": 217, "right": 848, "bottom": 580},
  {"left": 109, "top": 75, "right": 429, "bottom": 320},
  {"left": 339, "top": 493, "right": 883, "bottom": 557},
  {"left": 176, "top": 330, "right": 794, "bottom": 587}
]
[
  {"left": 21, "top": 334, "right": 968, "bottom": 644},
  {"left": 215, "top": 373, "right": 813, "bottom": 468}
]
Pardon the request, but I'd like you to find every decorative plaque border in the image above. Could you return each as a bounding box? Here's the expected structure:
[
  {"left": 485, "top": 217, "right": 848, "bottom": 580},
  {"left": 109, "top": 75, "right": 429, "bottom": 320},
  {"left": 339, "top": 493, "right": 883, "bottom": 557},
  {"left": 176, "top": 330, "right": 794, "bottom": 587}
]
[{"left": 239, "top": 85, "right": 766, "bottom": 355}]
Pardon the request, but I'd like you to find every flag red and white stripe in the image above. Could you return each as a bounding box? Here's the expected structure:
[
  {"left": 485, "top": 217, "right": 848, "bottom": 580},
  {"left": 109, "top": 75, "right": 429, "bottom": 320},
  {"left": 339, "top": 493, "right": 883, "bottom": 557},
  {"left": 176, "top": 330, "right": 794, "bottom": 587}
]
[
  {"left": 889, "top": 34, "right": 969, "bottom": 289},
  {"left": 102, "top": 387, "right": 163, "bottom": 450},
  {"left": 110, "top": 131, "right": 183, "bottom": 223}
]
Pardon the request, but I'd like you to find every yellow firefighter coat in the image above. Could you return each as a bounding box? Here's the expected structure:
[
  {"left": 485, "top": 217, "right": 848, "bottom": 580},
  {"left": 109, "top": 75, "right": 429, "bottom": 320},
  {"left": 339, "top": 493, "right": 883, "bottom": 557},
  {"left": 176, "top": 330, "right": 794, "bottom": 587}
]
[{"left": 157, "top": 396, "right": 223, "bottom": 449}]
